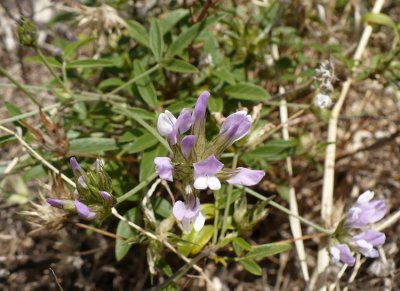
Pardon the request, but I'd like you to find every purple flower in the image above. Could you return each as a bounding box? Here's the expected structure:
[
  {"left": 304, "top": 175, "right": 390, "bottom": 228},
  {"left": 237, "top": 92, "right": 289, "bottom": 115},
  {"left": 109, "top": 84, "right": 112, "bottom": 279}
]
[
  {"left": 330, "top": 244, "right": 356, "bottom": 266},
  {"left": 172, "top": 196, "right": 205, "bottom": 232},
  {"left": 193, "top": 155, "right": 223, "bottom": 190},
  {"left": 74, "top": 199, "right": 96, "bottom": 220},
  {"left": 347, "top": 191, "right": 387, "bottom": 228},
  {"left": 154, "top": 157, "right": 173, "bottom": 181},
  {"left": 191, "top": 91, "right": 210, "bottom": 133},
  {"left": 99, "top": 191, "right": 113, "bottom": 202},
  {"left": 181, "top": 135, "right": 196, "bottom": 158},
  {"left": 175, "top": 109, "right": 192, "bottom": 135},
  {"left": 70, "top": 157, "right": 83, "bottom": 175},
  {"left": 78, "top": 176, "right": 88, "bottom": 189},
  {"left": 226, "top": 167, "right": 265, "bottom": 186},
  {"left": 351, "top": 229, "right": 385, "bottom": 258},
  {"left": 220, "top": 111, "right": 252, "bottom": 146},
  {"left": 46, "top": 198, "right": 64, "bottom": 208}
]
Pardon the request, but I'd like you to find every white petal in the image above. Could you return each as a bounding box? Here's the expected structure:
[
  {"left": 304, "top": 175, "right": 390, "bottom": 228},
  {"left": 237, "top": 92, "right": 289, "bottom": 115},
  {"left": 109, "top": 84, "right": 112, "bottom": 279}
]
[
  {"left": 182, "top": 217, "right": 190, "bottom": 232},
  {"left": 207, "top": 176, "right": 221, "bottom": 190},
  {"left": 194, "top": 176, "right": 208, "bottom": 190},
  {"left": 330, "top": 246, "right": 340, "bottom": 261},
  {"left": 193, "top": 211, "right": 205, "bottom": 232},
  {"left": 172, "top": 201, "right": 186, "bottom": 221},
  {"left": 157, "top": 111, "right": 176, "bottom": 136},
  {"left": 357, "top": 190, "right": 374, "bottom": 204}
]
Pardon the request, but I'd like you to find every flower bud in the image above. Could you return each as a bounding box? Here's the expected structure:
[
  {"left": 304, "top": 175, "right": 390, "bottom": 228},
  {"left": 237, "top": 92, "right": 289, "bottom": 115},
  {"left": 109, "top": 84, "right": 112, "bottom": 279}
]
[{"left": 17, "top": 17, "right": 38, "bottom": 47}]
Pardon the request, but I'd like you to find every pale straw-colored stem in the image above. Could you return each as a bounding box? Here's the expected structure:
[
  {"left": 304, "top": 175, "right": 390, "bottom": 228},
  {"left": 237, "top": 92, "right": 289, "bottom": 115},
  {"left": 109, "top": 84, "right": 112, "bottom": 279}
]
[{"left": 316, "top": 0, "right": 385, "bottom": 289}]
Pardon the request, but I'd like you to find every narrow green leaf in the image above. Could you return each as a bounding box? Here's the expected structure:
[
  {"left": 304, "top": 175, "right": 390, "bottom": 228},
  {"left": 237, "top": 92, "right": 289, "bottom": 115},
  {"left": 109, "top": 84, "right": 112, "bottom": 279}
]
[
  {"left": 362, "top": 12, "right": 398, "bottom": 32},
  {"left": 98, "top": 78, "right": 124, "bottom": 90},
  {"left": 168, "top": 15, "right": 222, "bottom": 56},
  {"left": 133, "top": 60, "right": 158, "bottom": 108},
  {"left": 126, "top": 20, "right": 150, "bottom": 47},
  {"left": 5, "top": 102, "right": 23, "bottom": 116},
  {"left": 160, "top": 59, "right": 199, "bottom": 73},
  {"left": 178, "top": 225, "right": 214, "bottom": 256},
  {"left": 159, "top": 9, "right": 189, "bottom": 35},
  {"left": 239, "top": 258, "right": 262, "bottom": 276},
  {"left": 151, "top": 196, "right": 172, "bottom": 218},
  {"left": 125, "top": 132, "right": 158, "bottom": 154},
  {"left": 225, "top": 83, "right": 270, "bottom": 101},
  {"left": 69, "top": 137, "right": 118, "bottom": 154},
  {"left": 207, "top": 97, "right": 223, "bottom": 112},
  {"left": 63, "top": 36, "right": 96, "bottom": 59},
  {"left": 212, "top": 68, "right": 236, "bottom": 85},
  {"left": 67, "top": 59, "right": 116, "bottom": 69},
  {"left": 149, "top": 19, "right": 164, "bottom": 61},
  {"left": 245, "top": 243, "right": 292, "bottom": 260},
  {"left": 233, "top": 237, "right": 252, "bottom": 256},
  {"left": 24, "top": 55, "right": 62, "bottom": 68}
]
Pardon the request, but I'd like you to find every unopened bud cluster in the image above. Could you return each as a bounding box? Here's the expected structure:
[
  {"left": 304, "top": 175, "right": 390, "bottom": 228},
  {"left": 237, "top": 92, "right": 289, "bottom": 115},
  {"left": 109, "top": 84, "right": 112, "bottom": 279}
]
[
  {"left": 46, "top": 157, "right": 116, "bottom": 221},
  {"left": 17, "top": 17, "right": 38, "bottom": 48},
  {"left": 155, "top": 91, "right": 265, "bottom": 232}
]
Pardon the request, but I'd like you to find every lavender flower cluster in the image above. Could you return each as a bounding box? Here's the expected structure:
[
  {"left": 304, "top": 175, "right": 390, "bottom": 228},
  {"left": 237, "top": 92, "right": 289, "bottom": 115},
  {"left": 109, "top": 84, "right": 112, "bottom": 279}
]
[
  {"left": 330, "top": 191, "right": 387, "bottom": 266},
  {"left": 47, "top": 157, "right": 116, "bottom": 220},
  {"left": 154, "top": 91, "right": 265, "bottom": 232}
]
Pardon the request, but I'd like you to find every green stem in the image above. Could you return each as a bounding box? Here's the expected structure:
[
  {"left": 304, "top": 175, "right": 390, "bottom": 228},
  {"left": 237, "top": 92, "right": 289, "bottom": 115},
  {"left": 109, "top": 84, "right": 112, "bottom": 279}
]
[
  {"left": 0, "top": 103, "right": 60, "bottom": 125},
  {"left": 212, "top": 190, "right": 220, "bottom": 245},
  {"left": 107, "top": 64, "right": 159, "bottom": 97},
  {"left": 0, "top": 66, "right": 41, "bottom": 106},
  {"left": 112, "top": 104, "right": 172, "bottom": 154},
  {"left": 117, "top": 172, "right": 158, "bottom": 203},
  {"left": 237, "top": 186, "right": 332, "bottom": 235},
  {"left": 34, "top": 47, "right": 69, "bottom": 93},
  {"left": 220, "top": 152, "right": 239, "bottom": 240},
  {"left": 62, "top": 60, "right": 71, "bottom": 93}
]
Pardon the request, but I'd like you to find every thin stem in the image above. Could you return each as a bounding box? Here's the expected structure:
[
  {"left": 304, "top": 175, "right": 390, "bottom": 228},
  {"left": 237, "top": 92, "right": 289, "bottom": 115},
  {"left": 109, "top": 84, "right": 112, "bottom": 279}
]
[
  {"left": 34, "top": 47, "right": 69, "bottom": 92},
  {"left": 212, "top": 190, "right": 220, "bottom": 245},
  {"left": 0, "top": 126, "right": 75, "bottom": 187},
  {"left": 237, "top": 186, "right": 332, "bottom": 235},
  {"left": 0, "top": 65, "right": 41, "bottom": 106},
  {"left": 220, "top": 152, "right": 239, "bottom": 240},
  {"left": 61, "top": 60, "right": 71, "bottom": 93},
  {"left": 106, "top": 64, "right": 159, "bottom": 96},
  {"left": 0, "top": 103, "right": 60, "bottom": 125},
  {"left": 76, "top": 222, "right": 126, "bottom": 241},
  {"left": 117, "top": 172, "right": 158, "bottom": 203}
]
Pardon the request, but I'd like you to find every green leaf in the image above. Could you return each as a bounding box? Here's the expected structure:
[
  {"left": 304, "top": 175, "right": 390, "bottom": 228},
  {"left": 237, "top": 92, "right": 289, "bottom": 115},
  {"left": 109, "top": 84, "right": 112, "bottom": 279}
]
[
  {"left": 168, "top": 15, "right": 222, "bottom": 56},
  {"left": 245, "top": 243, "right": 292, "bottom": 260},
  {"left": 98, "top": 78, "right": 124, "bottom": 90},
  {"left": 151, "top": 197, "right": 172, "bottom": 218},
  {"left": 362, "top": 12, "right": 398, "bottom": 32},
  {"left": 178, "top": 225, "right": 214, "bottom": 256},
  {"left": 69, "top": 137, "right": 118, "bottom": 154},
  {"left": 208, "top": 97, "right": 223, "bottom": 112},
  {"left": 24, "top": 55, "right": 62, "bottom": 68},
  {"left": 244, "top": 139, "right": 299, "bottom": 161},
  {"left": 125, "top": 132, "right": 158, "bottom": 154},
  {"left": 67, "top": 59, "right": 116, "bottom": 69},
  {"left": 63, "top": 37, "right": 96, "bottom": 59},
  {"left": 212, "top": 68, "right": 236, "bottom": 85},
  {"left": 225, "top": 83, "right": 270, "bottom": 101},
  {"left": 149, "top": 19, "right": 164, "bottom": 61},
  {"left": 239, "top": 258, "right": 262, "bottom": 276},
  {"left": 140, "top": 144, "right": 167, "bottom": 182},
  {"left": 5, "top": 102, "right": 23, "bottom": 116},
  {"left": 232, "top": 237, "right": 252, "bottom": 256},
  {"left": 160, "top": 59, "right": 199, "bottom": 73},
  {"left": 115, "top": 207, "right": 141, "bottom": 261},
  {"left": 133, "top": 60, "right": 158, "bottom": 108},
  {"left": 126, "top": 20, "right": 150, "bottom": 47},
  {"left": 159, "top": 9, "right": 189, "bottom": 35}
]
